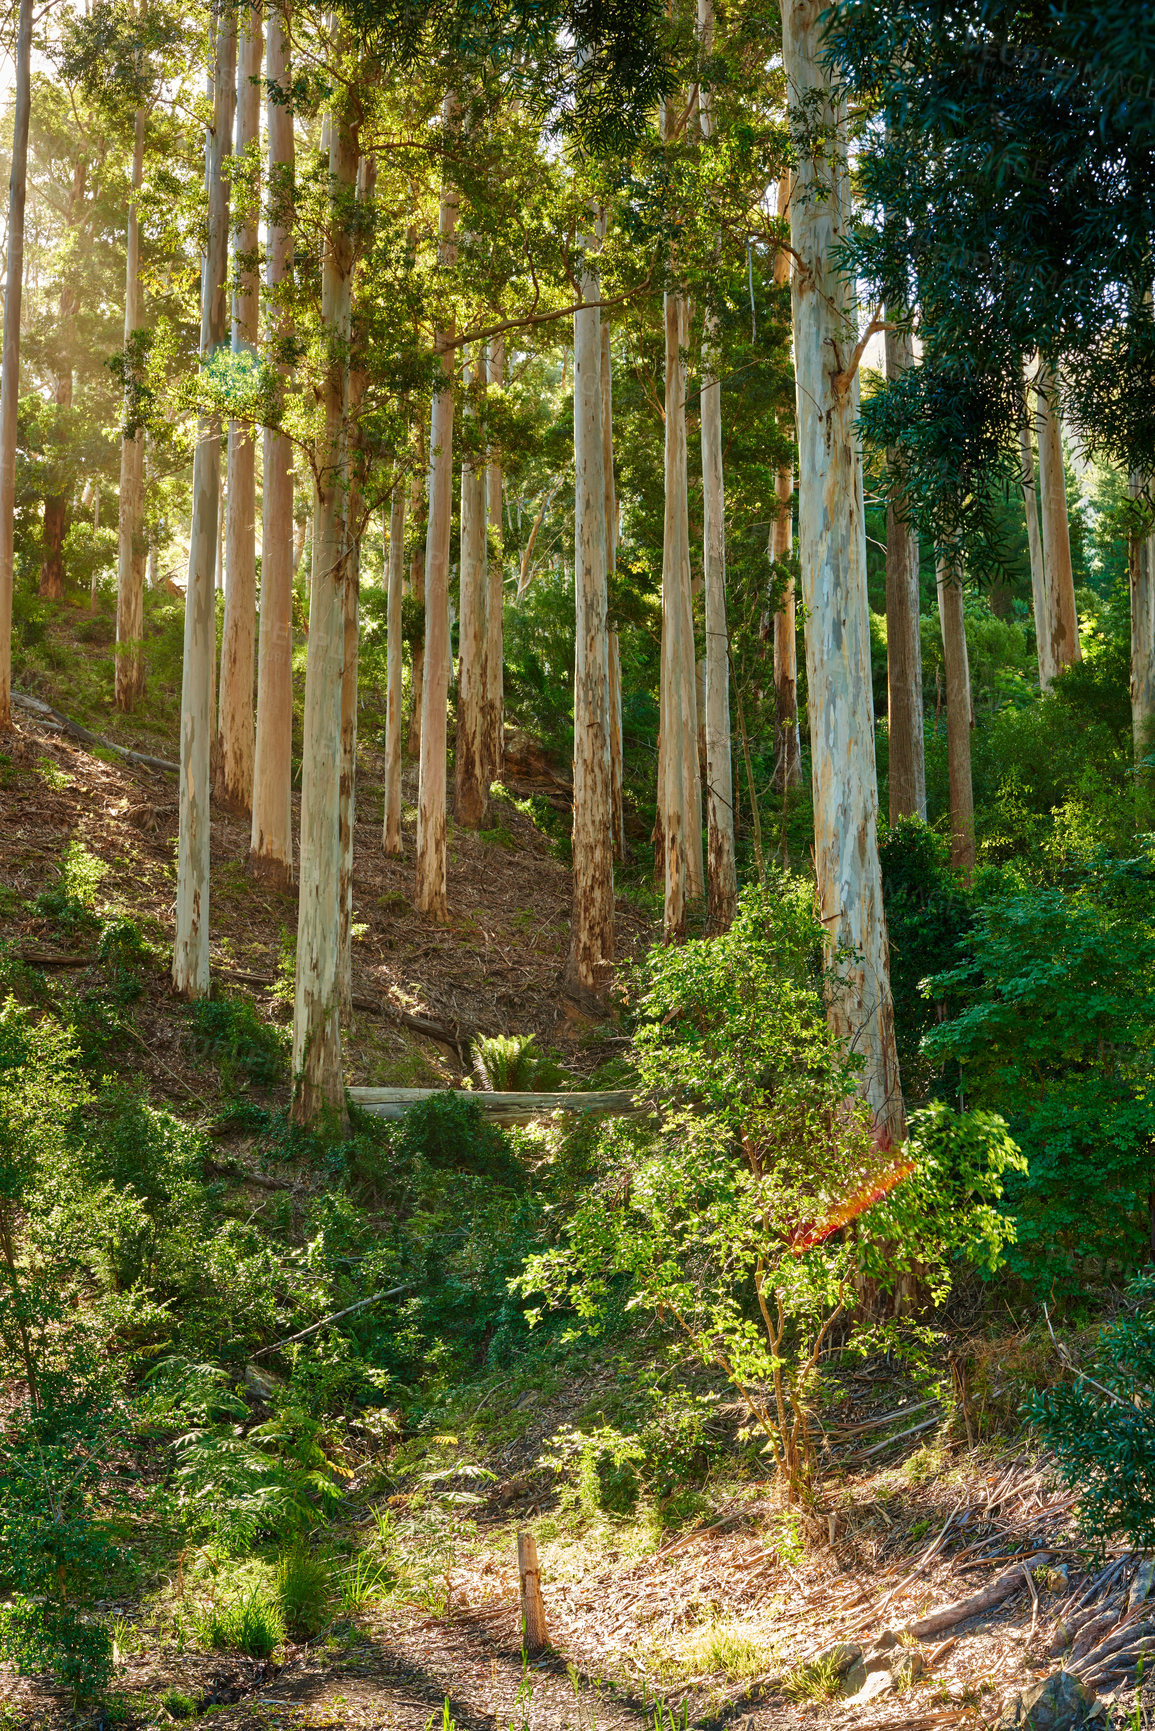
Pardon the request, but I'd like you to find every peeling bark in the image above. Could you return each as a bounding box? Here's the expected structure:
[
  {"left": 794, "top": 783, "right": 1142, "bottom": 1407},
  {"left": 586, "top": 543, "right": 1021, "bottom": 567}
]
[
  {"left": 217, "top": 5, "right": 263, "bottom": 812},
  {"left": 415, "top": 95, "right": 458, "bottom": 922},
  {"left": 484, "top": 336, "right": 505, "bottom": 785},
  {"left": 383, "top": 475, "right": 405, "bottom": 854},
  {"left": 292, "top": 79, "right": 357, "bottom": 1125},
  {"left": 600, "top": 316, "right": 625, "bottom": 860},
  {"left": 407, "top": 470, "right": 425, "bottom": 756},
  {"left": 566, "top": 248, "right": 614, "bottom": 1002},
  {"left": 456, "top": 347, "right": 488, "bottom": 827},
  {"left": 782, "top": 0, "right": 904, "bottom": 1142},
  {"left": 1035, "top": 359, "right": 1081, "bottom": 674},
  {"left": 771, "top": 171, "right": 802, "bottom": 794},
  {"left": 884, "top": 321, "right": 926, "bottom": 822},
  {"left": 0, "top": 0, "right": 31, "bottom": 728},
  {"left": 936, "top": 554, "right": 975, "bottom": 874},
  {"left": 1018, "top": 364, "right": 1053, "bottom": 689},
  {"left": 173, "top": 10, "right": 235, "bottom": 999},
  {"left": 250, "top": 0, "right": 295, "bottom": 888}
]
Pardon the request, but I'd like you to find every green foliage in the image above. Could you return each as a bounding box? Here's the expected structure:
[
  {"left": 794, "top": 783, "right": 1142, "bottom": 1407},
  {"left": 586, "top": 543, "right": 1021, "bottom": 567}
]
[
  {"left": 276, "top": 1544, "right": 332, "bottom": 1637},
  {"left": 472, "top": 1032, "right": 545, "bottom": 1092},
  {"left": 34, "top": 838, "right": 108, "bottom": 933},
  {"left": 879, "top": 818, "right": 974, "bottom": 1100},
  {"left": 0, "top": 1598, "right": 115, "bottom": 1698},
  {"left": 194, "top": 1581, "right": 284, "bottom": 1658},
  {"left": 189, "top": 994, "right": 290, "bottom": 1092},
  {"left": 1028, "top": 1272, "right": 1155, "bottom": 1549},
  {"left": 924, "top": 849, "right": 1155, "bottom": 1291}
]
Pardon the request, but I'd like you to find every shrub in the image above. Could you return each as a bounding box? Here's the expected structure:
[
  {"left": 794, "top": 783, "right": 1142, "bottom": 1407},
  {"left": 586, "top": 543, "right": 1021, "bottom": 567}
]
[
  {"left": 189, "top": 994, "right": 289, "bottom": 1091},
  {"left": 276, "top": 1544, "right": 331, "bottom": 1637},
  {"left": 472, "top": 1033, "right": 543, "bottom": 1092},
  {"left": 196, "top": 1582, "right": 284, "bottom": 1658},
  {"left": 0, "top": 1599, "right": 115, "bottom": 1699}
]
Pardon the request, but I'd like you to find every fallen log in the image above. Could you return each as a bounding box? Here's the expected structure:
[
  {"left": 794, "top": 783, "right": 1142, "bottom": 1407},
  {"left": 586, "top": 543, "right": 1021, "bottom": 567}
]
[
  {"left": 348, "top": 1085, "right": 640, "bottom": 1126},
  {"left": 12, "top": 689, "right": 179, "bottom": 774},
  {"left": 905, "top": 1552, "right": 1051, "bottom": 1640},
  {"left": 211, "top": 966, "right": 473, "bottom": 1053}
]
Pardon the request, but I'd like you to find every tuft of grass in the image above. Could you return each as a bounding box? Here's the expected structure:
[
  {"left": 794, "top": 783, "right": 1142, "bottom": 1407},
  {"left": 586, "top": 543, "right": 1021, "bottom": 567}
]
[
  {"left": 277, "top": 1545, "right": 331, "bottom": 1638},
  {"left": 682, "top": 1620, "right": 774, "bottom": 1683},
  {"left": 782, "top": 1652, "right": 842, "bottom": 1702},
  {"left": 161, "top": 1690, "right": 198, "bottom": 1721},
  {"left": 340, "top": 1550, "right": 389, "bottom": 1615},
  {"left": 195, "top": 1583, "right": 284, "bottom": 1658}
]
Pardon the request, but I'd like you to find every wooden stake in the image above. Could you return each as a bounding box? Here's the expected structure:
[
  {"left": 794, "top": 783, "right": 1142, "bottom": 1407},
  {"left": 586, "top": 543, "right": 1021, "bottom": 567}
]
[{"left": 517, "top": 1530, "right": 549, "bottom": 1653}]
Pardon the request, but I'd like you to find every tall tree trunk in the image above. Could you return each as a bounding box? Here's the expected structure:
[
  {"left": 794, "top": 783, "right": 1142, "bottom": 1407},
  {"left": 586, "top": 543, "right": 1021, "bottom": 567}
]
[
  {"left": 0, "top": 0, "right": 33, "bottom": 730},
  {"left": 406, "top": 469, "right": 425, "bottom": 755},
  {"left": 484, "top": 335, "right": 504, "bottom": 785},
  {"left": 698, "top": 1, "right": 736, "bottom": 929},
  {"left": 566, "top": 244, "right": 614, "bottom": 1001},
  {"left": 250, "top": 0, "right": 294, "bottom": 887},
  {"left": 782, "top": 0, "right": 904, "bottom": 1144},
  {"left": 771, "top": 171, "right": 802, "bottom": 795},
  {"left": 1130, "top": 476, "right": 1155, "bottom": 821},
  {"left": 884, "top": 321, "right": 926, "bottom": 822},
  {"left": 936, "top": 554, "right": 975, "bottom": 873},
  {"left": 217, "top": 5, "right": 262, "bottom": 811},
  {"left": 292, "top": 81, "right": 357, "bottom": 1124},
  {"left": 1035, "top": 358, "right": 1081, "bottom": 673},
  {"left": 415, "top": 94, "right": 458, "bottom": 921},
  {"left": 600, "top": 317, "right": 625, "bottom": 860},
  {"left": 679, "top": 297, "right": 704, "bottom": 901},
  {"left": 40, "top": 157, "right": 84, "bottom": 604},
  {"left": 173, "top": 11, "right": 235, "bottom": 998},
  {"left": 383, "top": 474, "right": 405, "bottom": 853},
  {"left": 1018, "top": 365, "right": 1053, "bottom": 689},
  {"left": 114, "top": 109, "right": 147, "bottom": 706},
  {"left": 456, "top": 346, "right": 488, "bottom": 826},
  {"left": 660, "top": 280, "right": 689, "bottom": 938}
]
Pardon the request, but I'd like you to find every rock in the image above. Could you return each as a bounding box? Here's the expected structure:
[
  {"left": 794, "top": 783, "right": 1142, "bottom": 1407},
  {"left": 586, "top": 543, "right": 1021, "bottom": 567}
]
[
  {"left": 1047, "top": 1621, "right": 1072, "bottom": 1658},
  {"left": 997, "top": 1671, "right": 1099, "bottom": 1730},
  {"left": 840, "top": 1643, "right": 925, "bottom": 1702},
  {"left": 867, "top": 1629, "right": 900, "bottom": 1655},
  {"left": 807, "top": 1641, "right": 862, "bottom": 1678},
  {"left": 244, "top": 1363, "right": 283, "bottom": 1402}
]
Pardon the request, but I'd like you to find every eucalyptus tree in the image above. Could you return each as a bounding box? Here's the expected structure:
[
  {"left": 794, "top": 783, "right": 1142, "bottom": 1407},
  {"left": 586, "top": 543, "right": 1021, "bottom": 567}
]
[
  {"left": 0, "top": 0, "right": 34, "bottom": 731},
  {"left": 884, "top": 321, "right": 925, "bottom": 821}
]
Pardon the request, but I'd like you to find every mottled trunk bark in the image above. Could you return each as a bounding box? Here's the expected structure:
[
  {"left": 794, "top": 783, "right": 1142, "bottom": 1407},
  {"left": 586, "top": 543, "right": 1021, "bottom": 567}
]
[
  {"left": 415, "top": 95, "right": 458, "bottom": 920},
  {"left": 771, "top": 173, "right": 802, "bottom": 794},
  {"left": 936, "top": 554, "right": 975, "bottom": 874},
  {"left": 484, "top": 335, "right": 504, "bottom": 785},
  {"left": 115, "top": 111, "right": 147, "bottom": 702},
  {"left": 292, "top": 85, "right": 357, "bottom": 1124},
  {"left": 406, "top": 471, "right": 425, "bottom": 756},
  {"left": 173, "top": 12, "right": 235, "bottom": 997},
  {"left": 42, "top": 158, "right": 81, "bottom": 607},
  {"left": 660, "top": 283, "right": 688, "bottom": 938},
  {"left": 566, "top": 250, "right": 614, "bottom": 1002},
  {"left": 383, "top": 476, "right": 405, "bottom": 854},
  {"left": 600, "top": 318, "right": 625, "bottom": 860},
  {"left": 217, "top": 7, "right": 262, "bottom": 810},
  {"left": 456, "top": 347, "right": 488, "bottom": 827},
  {"left": 1035, "top": 359, "right": 1081, "bottom": 674},
  {"left": 699, "top": 0, "right": 737, "bottom": 929},
  {"left": 1018, "top": 373, "right": 1052, "bottom": 688},
  {"left": 783, "top": 0, "right": 904, "bottom": 1142},
  {"left": 250, "top": 0, "right": 295, "bottom": 887},
  {"left": 884, "top": 322, "right": 926, "bottom": 822},
  {"left": 0, "top": 0, "right": 32, "bottom": 727}
]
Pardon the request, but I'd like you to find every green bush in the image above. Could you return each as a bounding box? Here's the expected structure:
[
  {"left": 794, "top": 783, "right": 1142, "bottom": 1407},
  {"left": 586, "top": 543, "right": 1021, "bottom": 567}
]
[
  {"left": 0, "top": 1599, "right": 115, "bottom": 1698},
  {"left": 276, "top": 1544, "right": 331, "bottom": 1637},
  {"left": 195, "top": 1582, "right": 284, "bottom": 1658},
  {"left": 879, "top": 817, "right": 973, "bottom": 1101},
  {"left": 189, "top": 994, "right": 289, "bottom": 1091}
]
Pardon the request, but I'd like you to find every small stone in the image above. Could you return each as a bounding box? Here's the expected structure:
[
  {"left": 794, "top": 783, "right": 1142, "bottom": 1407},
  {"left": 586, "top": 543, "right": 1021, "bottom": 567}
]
[
  {"left": 244, "top": 1363, "right": 283, "bottom": 1402},
  {"left": 997, "top": 1670, "right": 1098, "bottom": 1730},
  {"left": 869, "top": 1628, "right": 900, "bottom": 1654}
]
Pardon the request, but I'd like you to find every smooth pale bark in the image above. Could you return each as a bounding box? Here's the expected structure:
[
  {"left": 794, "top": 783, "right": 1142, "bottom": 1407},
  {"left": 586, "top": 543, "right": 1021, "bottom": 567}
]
[
  {"left": 382, "top": 478, "right": 405, "bottom": 854},
  {"left": 936, "top": 555, "right": 975, "bottom": 873},
  {"left": 250, "top": 0, "right": 295, "bottom": 886},
  {"left": 484, "top": 336, "right": 504, "bottom": 785},
  {"left": 884, "top": 321, "right": 926, "bottom": 822},
  {"left": 115, "top": 108, "right": 147, "bottom": 709},
  {"left": 771, "top": 172, "right": 802, "bottom": 793},
  {"left": 415, "top": 97, "right": 458, "bottom": 921},
  {"left": 782, "top": 0, "right": 904, "bottom": 1143},
  {"left": 173, "top": 15, "right": 235, "bottom": 998},
  {"left": 406, "top": 470, "right": 425, "bottom": 755},
  {"left": 699, "top": 0, "right": 737, "bottom": 929},
  {"left": 1130, "top": 477, "right": 1155, "bottom": 819},
  {"left": 1018, "top": 366, "right": 1053, "bottom": 689},
  {"left": 41, "top": 154, "right": 85, "bottom": 602},
  {"left": 0, "top": 0, "right": 32, "bottom": 729},
  {"left": 455, "top": 349, "right": 488, "bottom": 827},
  {"left": 566, "top": 254, "right": 614, "bottom": 1001},
  {"left": 679, "top": 297, "right": 704, "bottom": 900},
  {"left": 1035, "top": 359, "right": 1081, "bottom": 673},
  {"left": 659, "top": 284, "right": 688, "bottom": 936},
  {"left": 292, "top": 94, "right": 357, "bottom": 1123},
  {"left": 600, "top": 318, "right": 625, "bottom": 860},
  {"left": 217, "top": 6, "right": 263, "bottom": 811}
]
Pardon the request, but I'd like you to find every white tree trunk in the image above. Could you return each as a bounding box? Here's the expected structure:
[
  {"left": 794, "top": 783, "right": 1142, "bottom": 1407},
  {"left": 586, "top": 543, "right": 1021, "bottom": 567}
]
[
  {"left": 884, "top": 321, "right": 926, "bottom": 822},
  {"left": 1035, "top": 358, "right": 1081, "bottom": 673},
  {"left": 936, "top": 554, "right": 975, "bottom": 873},
  {"left": 415, "top": 96, "right": 458, "bottom": 920},
  {"left": 456, "top": 347, "right": 488, "bottom": 826},
  {"left": 291, "top": 87, "right": 356, "bottom": 1123},
  {"left": 406, "top": 468, "right": 425, "bottom": 756},
  {"left": 217, "top": 4, "right": 263, "bottom": 811},
  {"left": 1018, "top": 363, "right": 1053, "bottom": 689},
  {"left": 173, "top": 13, "right": 235, "bottom": 998},
  {"left": 679, "top": 296, "right": 704, "bottom": 900},
  {"left": 659, "top": 284, "right": 688, "bottom": 937},
  {"left": 600, "top": 317, "right": 625, "bottom": 860},
  {"left": 566, "top": 251, "right": 614, "bottom": 1001},
  {"left": 0, "top": 0, "right": 32, "bottom": 730},
  {"left": 782, "top": 0, "right": 904, "bottom": 1142},
  {"left": 250, "top": 0, "right": 294, "bottom": 886},
  {"left": 1130, "top": 476, "right": 1155, "bottom": 812},
  {"left": 771, "top": 171, "right": 803, "bottom": 795},
  {"left": 484, "top": 335, "right": 504, "bottom": 785},
  {"left": 115, "top": 107, "right": 147, "bottom": 711},
  {"left": 383, "top": 476, "right": 405, "bottom": 854}
]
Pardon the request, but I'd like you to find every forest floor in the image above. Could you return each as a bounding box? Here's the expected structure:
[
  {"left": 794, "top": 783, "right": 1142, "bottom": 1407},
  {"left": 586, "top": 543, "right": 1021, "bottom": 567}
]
[{"left": 0, "top": 639, "right": 1144, "bottom": 1729}]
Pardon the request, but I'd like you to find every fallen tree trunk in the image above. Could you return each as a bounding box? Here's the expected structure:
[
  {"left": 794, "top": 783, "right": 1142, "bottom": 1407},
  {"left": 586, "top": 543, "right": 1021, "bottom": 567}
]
[
  {"left": 13, "top": 690, "right": 179, "bottom": 773},
  {"left": 906, "top": 1553, "right": 1051, "bottom": 1639},
  {"left": 349, "top": 1085, "right": 639, "bottom": 1125}
]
